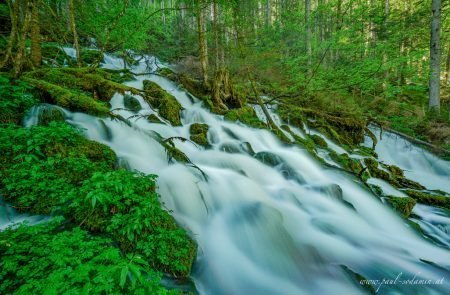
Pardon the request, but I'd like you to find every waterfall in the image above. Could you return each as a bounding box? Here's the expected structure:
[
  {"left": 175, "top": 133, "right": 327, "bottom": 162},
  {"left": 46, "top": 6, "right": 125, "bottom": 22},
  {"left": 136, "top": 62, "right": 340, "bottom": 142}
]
[{"left": 19, "top": 50, "right": 450, "bottom": 294}]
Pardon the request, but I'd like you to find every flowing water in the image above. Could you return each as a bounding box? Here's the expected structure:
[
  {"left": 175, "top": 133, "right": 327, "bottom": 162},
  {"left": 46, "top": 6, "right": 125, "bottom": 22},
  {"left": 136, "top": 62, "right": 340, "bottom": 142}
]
[{"left": 15, "top": 49, "right": 450, "bottom": 294}]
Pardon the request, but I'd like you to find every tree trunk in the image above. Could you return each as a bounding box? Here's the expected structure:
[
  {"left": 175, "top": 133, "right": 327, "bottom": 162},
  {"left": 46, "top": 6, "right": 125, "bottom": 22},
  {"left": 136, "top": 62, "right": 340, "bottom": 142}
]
[
  {"left": 196, "top": 0, "right": 209, "bottom": 86},
  {"left": 0, "top": 0, "right": 20, "bottom": 69},
  {"left": 305, "top": 0, "right": 312, "bottom": 71},
  {"left": 429, "top": 0, "right": 441, "bottom": 111},
  {"left": 444, "top": 43, "right": 450, "bottom": 87},
  {"left": 68, "top": 0, "right": 82, "bottom": 67},
  {"left": 12, "top": 0, "right": 33, "bottom": 78},
  {"left": 213, "top": 1, "right": 220, "bottom": 71},
  {"left": 30, "top": 0, "right": 42, "bottom": 68},
  {"left": 266, "top": 0, "right": 271, "bottom": 27}
]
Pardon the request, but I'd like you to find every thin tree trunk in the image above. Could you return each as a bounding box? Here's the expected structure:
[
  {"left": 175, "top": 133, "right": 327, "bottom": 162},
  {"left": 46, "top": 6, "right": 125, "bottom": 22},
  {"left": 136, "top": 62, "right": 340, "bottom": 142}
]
[
  {"left": 305, "top": 0, "right": 312, "bottom": 71},
  {"left": 30, "top": 0, "right": 42, "bottom": 68},
  {"left": 266, "top": 0, "right": 271, "bottom": 27},
  {"left": 213, "top": 1, "right": 220, "bottom": 71},
  {"left": 68, "top": 0, "right": 82, "bottom": 67},
  {"left": 444, "top": 43, "right": 450, "bottom": 87},
  {"left": 429, "top": 0, "right": 441, "bottom": 111},
  {"left": 12, "top": 0, "right": 33, "bottom": 78},
  {"left": 0, "top": 0, "right": 20, "bottom": 69},
  {"left": 196, "top": 0, "right": 208, "bottom": 86}
]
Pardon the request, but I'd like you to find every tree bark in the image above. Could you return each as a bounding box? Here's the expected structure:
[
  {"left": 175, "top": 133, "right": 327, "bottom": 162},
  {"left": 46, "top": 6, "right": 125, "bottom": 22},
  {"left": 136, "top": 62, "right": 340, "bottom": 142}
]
[
  {"left": 305, "top": 0, "right": 312, "bottom": 71},
  {"left": 30, "top": 0, "right": 42, "bottom": 68},
  {"left": 429, "top": 0, "right": 441, "bottom": 111},
  {"left": 12, "top": 0, "right": 33, "bottom": 78},
  {"left": 68, "top": 0, "right": 82, "bottom": 67},
  {"left": 0, "top": 0, "right": 20, "bottom": 69},
  {"left": 196, "top": 0, "right": 209, "bottom": 86}
]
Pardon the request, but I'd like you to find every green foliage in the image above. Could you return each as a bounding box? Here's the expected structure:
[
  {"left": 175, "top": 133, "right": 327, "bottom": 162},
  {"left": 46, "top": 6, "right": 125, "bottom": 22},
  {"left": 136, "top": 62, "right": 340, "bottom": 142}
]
[
  {"left": 224, "top": 106, "right": 266, "bottom": 129},
  {"left": 68, "top": 170, "right": 197, "bottom": 277},
  {"left": 0, "top": 75, "right": 37, "bottom": 124},
  {"left": 0, "top": 218, "right": 173, "bottom": 294}
]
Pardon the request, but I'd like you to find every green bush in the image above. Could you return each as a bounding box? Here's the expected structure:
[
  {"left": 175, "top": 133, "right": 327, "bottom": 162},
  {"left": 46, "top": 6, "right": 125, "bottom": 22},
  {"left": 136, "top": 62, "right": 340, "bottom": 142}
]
[
  {"left": 69, "top": 170, "right": 197, "bottom": 277},
  {"left": 0, "top": 75, "right": 37, "bottom": 124},
  {"left": 0, "top": 218, "right": 173, "bottom": 294}
]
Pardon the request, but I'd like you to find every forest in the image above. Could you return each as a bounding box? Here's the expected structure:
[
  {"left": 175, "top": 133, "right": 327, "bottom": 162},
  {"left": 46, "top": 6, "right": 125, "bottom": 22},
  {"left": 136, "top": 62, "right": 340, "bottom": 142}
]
[{"left": 0, "top": 0, "right": 449, "bottom": 294}]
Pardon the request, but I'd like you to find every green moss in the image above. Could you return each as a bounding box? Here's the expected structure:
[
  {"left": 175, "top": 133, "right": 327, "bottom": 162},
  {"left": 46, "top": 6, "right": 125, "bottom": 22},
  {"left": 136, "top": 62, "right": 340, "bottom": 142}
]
[
  {"left": 147, "top": 114, "right": 163, "bottom": 123},
  {"left": 22, "top": 77, "right": 110, "bottom": 116},
  {"left": 190, "top": 123, "right": 209, "bottom": 146},
  {"left": 123, "top": 94, "right": 141, "bottom": 112},
  {"left": 143, "top": 80, "right": 183, "bottom": 126},
  {"left": 330, "top": 151, "right": 363, "bottom": 174},
  {"left": 157, "top": 67, "right": 179, "bottom": 81},
  {"left": 310, "top": 134, "right": 328, "bottom": 148},
  {"left": 103, "top": 68, "right": 136, "bottom": 83},
  {"left": 35, "top": 105, "right": 65, "bottom": 125},
  {"left": 364, "top": 157, "right": 391, "bottom": 181},
  {"left": 386, "top": 196, "right": 416, "bottom": 218},
  {"left": 405, "top": 190, "right": 450, "bottom": 210},
  {"left": 224, "top": 106, "right": 266, "bottom": 129}
]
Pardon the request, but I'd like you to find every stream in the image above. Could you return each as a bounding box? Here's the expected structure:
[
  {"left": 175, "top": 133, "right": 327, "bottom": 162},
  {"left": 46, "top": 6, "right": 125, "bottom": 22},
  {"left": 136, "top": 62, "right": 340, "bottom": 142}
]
[{"left": 6, "top": 49, "right": 450, "bottom": 294}]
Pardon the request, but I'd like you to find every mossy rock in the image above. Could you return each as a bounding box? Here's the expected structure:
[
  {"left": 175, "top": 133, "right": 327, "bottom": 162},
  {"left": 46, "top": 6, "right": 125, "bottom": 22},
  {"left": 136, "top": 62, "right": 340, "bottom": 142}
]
[
  {"left": 80, "top": 49, "right": 104, "bottom": 64},
  {"left": 103, "top": 69, "right": 136, "bottom": 83},
  {"left": 310, "top": 134, "right": 328, "bottom": 148},
  {"left": 330, "top": 151, "right": 364, "bottom": 174},
  {"left": 147, "top": 114, "right": 163, "bottom": 123},
  {"left": 386, "top": 196, "right": 416, "bottom": 218},
  {"left": 364, "top": 157, "right": 391, "bottom": 181},
  {"left": 224, "top": 106, "right": 265, "bottom": 129},
  {"left": 157, "top": 67, "right": 179, "bottom": 81},
  {"left": 123, "top": 94, "right": 141, "bottom": 112},
  {"left": 143, "top": 80, "right": 182, "bottom": 126},
  {"left": 405, "top": 190, "right": 450, "bottom": 210},
  {"left": 190, "top": 123, "right": 209, "bottom": 146}
]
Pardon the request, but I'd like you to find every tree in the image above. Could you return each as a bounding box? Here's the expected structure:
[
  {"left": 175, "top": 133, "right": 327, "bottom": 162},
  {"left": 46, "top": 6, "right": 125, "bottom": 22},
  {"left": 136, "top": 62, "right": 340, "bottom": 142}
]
[{"left": 429, "top": 0, "right": 441, "bottom": 112}]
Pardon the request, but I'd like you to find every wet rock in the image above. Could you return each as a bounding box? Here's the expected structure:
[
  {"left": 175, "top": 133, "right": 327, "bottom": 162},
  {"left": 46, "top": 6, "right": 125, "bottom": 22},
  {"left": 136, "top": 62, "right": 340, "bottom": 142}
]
[
  {"left": 254, "top": 151, "right": 304, "bottom": 183},
  {"left": 143, "top": 80, "right": 182, "bottom": 126},
  {"left": 405, "top": 190, "right": 450, "bottom": 210},
  {"left": 147, "top": 114, "right": 163, "bottom": 124},
  {"left": 123, "top": 94, "right": 141, "bottom": 112},
  {"left": 385, "top": 196, "right": 416, "bottom": 218},
  {"left": 190, "top": 123, "right": 209, "bottom": 146},
  {"left": 219, "top": 143, "right": 243, "bottom": 154},
  {"left": 36, "top": 105, "right": 65, "bottom": 125}
]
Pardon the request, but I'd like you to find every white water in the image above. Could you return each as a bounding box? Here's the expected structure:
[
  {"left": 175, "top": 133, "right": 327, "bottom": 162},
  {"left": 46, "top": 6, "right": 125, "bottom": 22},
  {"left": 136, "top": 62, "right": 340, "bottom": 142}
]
[
  {"left": 18, "top": 50, "right": 450, "bottom": 294},
  {"left": 364, "top": 128, "right": 450, "bottom": 194}
]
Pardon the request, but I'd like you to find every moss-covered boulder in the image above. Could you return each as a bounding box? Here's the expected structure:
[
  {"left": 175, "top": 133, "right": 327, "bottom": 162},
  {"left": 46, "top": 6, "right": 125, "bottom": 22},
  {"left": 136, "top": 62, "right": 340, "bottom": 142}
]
[
  {"left": 123, "top": 94, "right": 141, "bottom": 112},
  {"left": 386, "top": 196, "right": 416, "bottom": 218},
  {"left": 405, "top": 190, "right": 450, "bottom": 210},
  {"left": 364, "top": 157, "right": 391, "bottom": 181},
  {"left": 190, "top": 123, "right": 209, "bottom": 146},
  {"left": 30, "top": 104, "right": 65, "bottom": 126},
  {"left": 157, "top": 67, "right": 179, "bottom": 81},
  {"left": 330, "top": 152, "right": 364, "bottom": 174},
  {"left": 224, "top": 106, "right": 265, "bottom": 129},
  {"left": 103, "top": 68, "right": 136, "bottom": 83},
  {"left": 143, "top": 80, "right": 182, "bottom": 126}
]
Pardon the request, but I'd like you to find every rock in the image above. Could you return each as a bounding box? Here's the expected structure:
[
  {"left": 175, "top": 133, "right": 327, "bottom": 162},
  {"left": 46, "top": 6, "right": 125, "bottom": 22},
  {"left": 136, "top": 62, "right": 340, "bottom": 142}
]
[
  {"left": 147, "top": 114, "right": 163, "bottom": 124},
  {"left": 36, "top": 104, "right": 65, "bottom": 125},
  {"left": 386, "top": 196, "right": 416, "bottom": 218},
  {"left": 190, "top": 123, "right": 209, "bottom": 146},
  {"left": 123, "top": 94, "right": 141, "bottom": 112},
  {"left": 224, "top": 106, "right": 265, "bottom": 129},
  {"left": 143, "top": 80, "right": 183, "bottom": 126},
  {"left": 405, "top": 190, "right": 450, "bottom": 210},
  {"left": 254, "top": 151, "right": 304, "bottom": 183}
]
